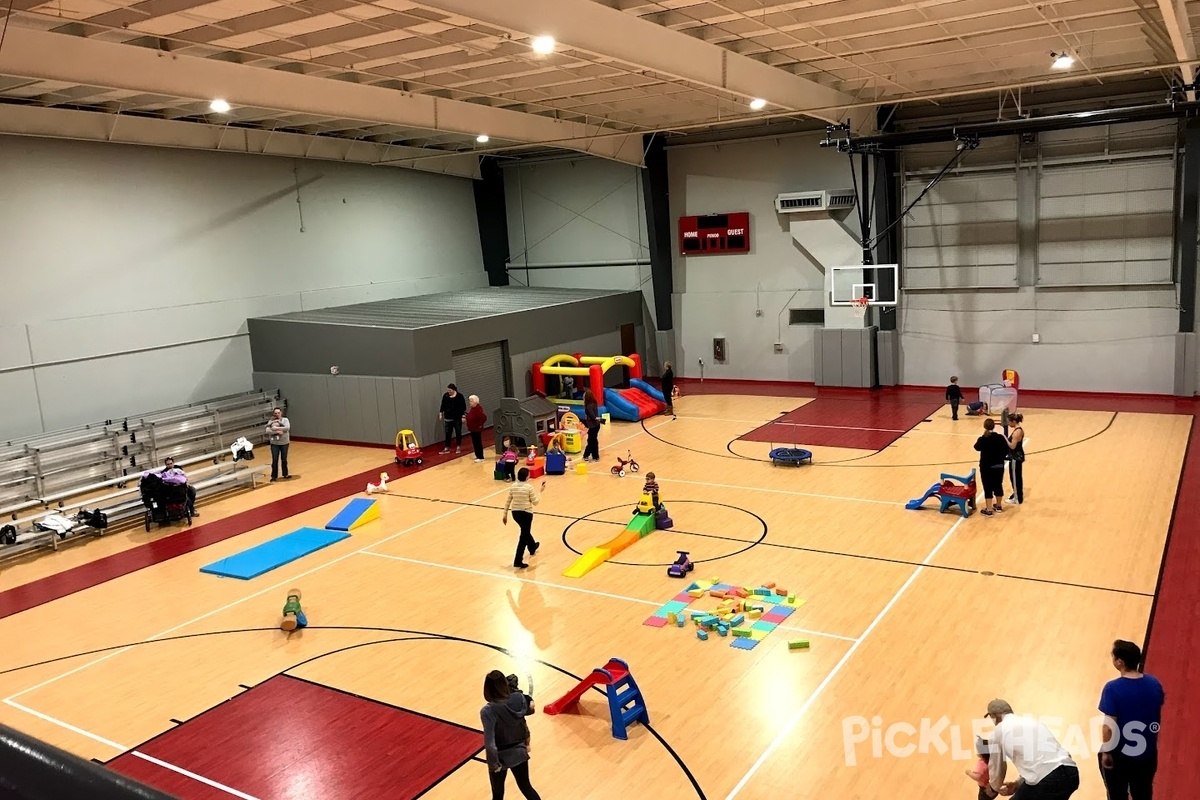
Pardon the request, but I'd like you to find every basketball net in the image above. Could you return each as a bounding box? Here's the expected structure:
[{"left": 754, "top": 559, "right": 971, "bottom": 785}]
[{"left": 851, "top": 297, "right": 869, "bottom": 318}]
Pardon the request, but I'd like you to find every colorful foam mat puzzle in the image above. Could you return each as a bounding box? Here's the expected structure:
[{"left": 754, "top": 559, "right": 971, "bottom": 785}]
[{"left": 643, "top": 582, "right": 804, "bottom": 650}]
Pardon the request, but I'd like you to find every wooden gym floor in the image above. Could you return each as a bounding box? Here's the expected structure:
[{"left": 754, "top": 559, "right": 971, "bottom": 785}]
[{"left": 0, "top": 385, "right": 1193, "bottom": 799}]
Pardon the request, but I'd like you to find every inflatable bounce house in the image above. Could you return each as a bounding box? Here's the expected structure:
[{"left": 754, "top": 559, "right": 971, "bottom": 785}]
[
  {"left": 980, "top": 369, "right": 1020, "bottom": 416},
  {"left": 532, "top": 353, "right": 667, "bottom": 422}
]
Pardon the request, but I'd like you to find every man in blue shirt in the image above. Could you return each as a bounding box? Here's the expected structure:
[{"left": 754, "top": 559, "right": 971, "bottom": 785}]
[{"left": 1098, "top": 639, "right": 1165, "bottom": 800}]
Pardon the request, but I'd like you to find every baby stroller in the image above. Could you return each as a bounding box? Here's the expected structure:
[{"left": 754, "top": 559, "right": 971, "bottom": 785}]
[{"left": 140, "top": 472, "right": 192, "bottom": 530}]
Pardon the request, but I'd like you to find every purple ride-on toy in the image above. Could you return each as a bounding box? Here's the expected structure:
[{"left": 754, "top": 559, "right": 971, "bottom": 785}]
[{"left": 667, "top": 551, "right": 694, "bottom": 578}]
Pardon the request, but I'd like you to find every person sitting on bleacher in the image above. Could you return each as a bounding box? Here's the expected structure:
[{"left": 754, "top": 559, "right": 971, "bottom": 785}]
[{"left": 155, "top": 458, "right": 198, "bottom": 517}]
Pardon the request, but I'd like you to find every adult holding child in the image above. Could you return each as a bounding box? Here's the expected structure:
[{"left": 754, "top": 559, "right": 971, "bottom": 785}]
[{"left": 481, "top": 669, "right": 542, "bottom": 800}]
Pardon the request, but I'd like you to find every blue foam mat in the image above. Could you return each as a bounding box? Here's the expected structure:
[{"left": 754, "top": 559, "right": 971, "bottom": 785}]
[{"left": 200, "top": 527, "right": 350, "bottom": 580}]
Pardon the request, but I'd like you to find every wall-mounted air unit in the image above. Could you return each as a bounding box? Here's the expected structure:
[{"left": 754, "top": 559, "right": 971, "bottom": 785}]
[{"left": 774, "top": 190, "right": 856, "bottom": 214}]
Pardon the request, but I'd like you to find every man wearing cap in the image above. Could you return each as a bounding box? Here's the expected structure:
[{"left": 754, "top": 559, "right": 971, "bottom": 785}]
[{"left": 985, "top": 699, "right": 1080, "bottom": 798}]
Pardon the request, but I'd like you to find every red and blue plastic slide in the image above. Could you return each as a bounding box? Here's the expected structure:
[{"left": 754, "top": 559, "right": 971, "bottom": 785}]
[{"left": 603, "top": 379, "right": 667, "bottom": 422}]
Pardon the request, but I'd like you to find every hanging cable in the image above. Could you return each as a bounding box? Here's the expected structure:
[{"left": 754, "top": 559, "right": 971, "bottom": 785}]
[{"left": 863, "top": 136, "right": 978, "bottom": 252}]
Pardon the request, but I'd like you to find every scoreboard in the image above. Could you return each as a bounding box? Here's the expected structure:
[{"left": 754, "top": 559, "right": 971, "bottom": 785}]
[{"left": 679, "top": 212, "right": 750, "bottom": 256}]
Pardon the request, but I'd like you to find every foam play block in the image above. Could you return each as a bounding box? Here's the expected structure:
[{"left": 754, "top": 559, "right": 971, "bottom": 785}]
[
  {"left": 697, "top": 630, "right": 709, "bottom": 641},
  {"left": 666, "top": 612, "right": 677, "bottom": 625},
  {"left": 494, "top": 469, "right": 508, "bottom": 481},
  {"left": 325, "top": 498, "right": 379, "bottom": 532},
  {"left": 200, "top": 528, "right": 349, "bottom": 580},
  {"left": 789, "top": 640, "right": 811, "bottom": 650},
  {"left": 545, "top": 452, "right": 567, "bottom": 475},
  {"left": 749, "top": 609, "right": 762, "bottom": 619},
  {"left": 732, "top": 627, "right": 753, "bottom": 638},
  {"left": 675, "top": 615, "right": 686, "bottom": 627},
  {"left": 528, "top": 464, "right": 545, "bottom": 479},
  {"left": 687, "top": 589, "right": 705, "bottom": 598}
]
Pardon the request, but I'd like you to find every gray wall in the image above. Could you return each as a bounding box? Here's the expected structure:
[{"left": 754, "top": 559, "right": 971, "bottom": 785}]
[
  {"left": 898, "top": 122, "right": 1179, "bottom": 394},
  {"left": 248, "top": 291, "right": 644, "bottom": 377},
  {"left": 667, "top": 133, "right": 860, "bottom": 382},
  {"left": 254, "top": 326, "right": 637, "bottom": 446},
  {"left": 0, "top": 136, "right": 487, "bottom": 440},
  {"left": 502, "top": 158, "right": 662, "bottom": 370},
  {"left": 253, "top": 370, "right": 454, "bottom": 448}
]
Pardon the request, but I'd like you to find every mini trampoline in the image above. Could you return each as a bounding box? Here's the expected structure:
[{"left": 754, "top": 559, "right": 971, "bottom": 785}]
[{"left": 768, "top": 447, "right": 812, "bottom": 466}]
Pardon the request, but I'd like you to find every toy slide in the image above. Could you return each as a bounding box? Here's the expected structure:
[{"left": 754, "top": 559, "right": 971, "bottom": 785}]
[
  {"left": 604, "top": 380, "right": 667, "bottom": 422},
  {"left": 563, "top": 513, "right": 657, "bottom": 579},
  {"left": 905, "top": 484, "right": 942, "bottom": 510},
  {"left": 543, "top": 657, "right": 649, "bottom": 740}
]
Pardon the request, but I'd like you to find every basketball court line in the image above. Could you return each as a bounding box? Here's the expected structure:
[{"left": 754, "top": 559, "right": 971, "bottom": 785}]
[
  {"left": 129, "top": 751, "right": 259, "bottom": 800},
  {"left": 723, "top": 514, "right": 967, "bottom": 800},
  {"left": 1, "top": 426, "right": 656, "bottom": 721},
  {"left": 359, "top": 551, "right": 859, "bottom": 642},
  {"left": 2, "top": 487, "right": 511, "bottom": 707},
  {"left": 660, "top": 477, "right": 898, "bottom": 505}
]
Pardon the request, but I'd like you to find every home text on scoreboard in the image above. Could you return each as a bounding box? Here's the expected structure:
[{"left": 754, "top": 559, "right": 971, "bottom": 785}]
[{"left": 679, "top": 212, "right": 751, "bottom": 255}]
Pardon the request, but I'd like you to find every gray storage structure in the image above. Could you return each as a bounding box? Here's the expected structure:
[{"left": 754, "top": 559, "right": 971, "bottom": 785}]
[{"left": 248, "top": 287, "right": 645, "bottom": 447}]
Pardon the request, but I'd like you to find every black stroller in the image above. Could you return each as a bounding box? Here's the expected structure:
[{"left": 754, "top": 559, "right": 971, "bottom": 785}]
[{"left": 140, "top": 472, "right": 192, "bottom": 530}]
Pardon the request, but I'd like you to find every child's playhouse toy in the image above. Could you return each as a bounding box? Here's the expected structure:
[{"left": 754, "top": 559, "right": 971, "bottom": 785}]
[
  {"left": 280, "top": 588, "right": 307, "bottom": 631},
  {"left": 394, "top": 430, "right": 423, "bottom": 467},
  {"left": 906, "top": 469, "right": 978, "bottom": 518},
  {"left": 667, "top": 551, "right": 694, "bottom": 578}
]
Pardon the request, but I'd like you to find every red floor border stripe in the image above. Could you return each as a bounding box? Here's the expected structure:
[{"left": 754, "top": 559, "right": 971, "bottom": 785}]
[
  {"left": 4, "top": 386, "right": 1200, "bottom": 794},
  {"left": 0, "top": 433, "right": 494, "bottom": 621}
]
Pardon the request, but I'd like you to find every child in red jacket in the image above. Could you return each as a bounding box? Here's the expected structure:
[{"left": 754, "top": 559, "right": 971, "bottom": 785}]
[{"left": 466, "top": 395, "right": 488, "bottom": 462}]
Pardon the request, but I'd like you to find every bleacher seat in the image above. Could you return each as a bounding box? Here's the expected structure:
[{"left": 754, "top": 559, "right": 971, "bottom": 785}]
[{"left": 0, "top": 390, "right": 281, "bottom": 560}]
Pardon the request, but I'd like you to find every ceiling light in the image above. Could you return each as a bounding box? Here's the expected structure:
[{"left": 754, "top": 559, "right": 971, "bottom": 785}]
[
  {"left": 1050, "top": 52, "right": 1074, "bottom": 70},
  {"left": 531, "top": 36, "right": 556, "bottom": 55},
  {"left": 476, "top": 134, "right": 490, "bottom": 143},
  {"left": 749, "top": 98, "right": 768, "bottom": 111},
  {"left": 209, "top": 98, "right": 231, "bottom": 113}
]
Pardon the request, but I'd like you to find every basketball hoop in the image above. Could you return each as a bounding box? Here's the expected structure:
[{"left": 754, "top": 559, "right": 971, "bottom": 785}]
[{"left": 851, "top": 297, "right": 870, "bottom": 318}]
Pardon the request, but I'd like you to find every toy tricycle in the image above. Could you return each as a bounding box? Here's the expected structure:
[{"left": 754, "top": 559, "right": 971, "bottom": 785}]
[
  {"left": 667, "top": 551, "right": 694, "bottom": 578},
  {"left": 611, "top": 450, "right": 640, "bottom": 477},
  {"left": 394, "top": 429, "right": 424, "bottom": 467}
]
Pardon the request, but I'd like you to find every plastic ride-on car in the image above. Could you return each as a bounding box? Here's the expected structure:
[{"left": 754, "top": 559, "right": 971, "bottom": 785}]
[{"left": 667, "top": 550, "right": 694, "bottom": 578}]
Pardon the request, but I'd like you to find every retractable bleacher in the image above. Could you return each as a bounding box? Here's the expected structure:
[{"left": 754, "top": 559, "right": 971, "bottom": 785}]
[{"left": 0, "top": 390, "right": 280, "bottom": 561}]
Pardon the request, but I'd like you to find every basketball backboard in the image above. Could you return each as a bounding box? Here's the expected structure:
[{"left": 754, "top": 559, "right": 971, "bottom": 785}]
[{"left": 830, "top": 264, "right": 899, "bottom": 306}]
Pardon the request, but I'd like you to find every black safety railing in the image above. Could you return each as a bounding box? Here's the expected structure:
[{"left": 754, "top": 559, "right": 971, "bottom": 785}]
[{"left": 0, "top": 724, "right": 177, "bottom": 800}]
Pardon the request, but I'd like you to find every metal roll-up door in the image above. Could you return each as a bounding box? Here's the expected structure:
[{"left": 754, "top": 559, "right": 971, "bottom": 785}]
[{"left": 451, "top": 343, "right": 509, "bottom": 428}]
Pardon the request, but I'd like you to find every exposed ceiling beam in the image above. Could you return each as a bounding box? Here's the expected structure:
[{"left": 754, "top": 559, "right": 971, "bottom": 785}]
[
  {"left": 416, "top": 0, "right": 870, "bottom": 130},
  {"left": 0, "top": 27, "right": 644, "bottom": 166},
  {"left": 0, "top": 104, "right": 483, "bottom": 177},
  {"left": 1155, "top": 0, "right": 1197, "bottom": 90}
]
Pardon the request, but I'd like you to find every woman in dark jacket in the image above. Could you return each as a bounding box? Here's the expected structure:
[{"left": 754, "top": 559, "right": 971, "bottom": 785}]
[
  {"left": 973, "top": 418, "right": 1009, "bottom": 517},
  {"left": 439, "top": 383, "right": 468, "bottom": 454},
  {"left": 481, "top": 670, "right": 541, "bottom": 800},
  {"left": 582, "top": 389, "right": 601, "bottom": 462}
]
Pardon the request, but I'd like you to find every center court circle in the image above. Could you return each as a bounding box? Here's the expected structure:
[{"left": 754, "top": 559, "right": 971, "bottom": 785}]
[{"left": 560, "top": 500, "right": 768, "bottom": 566}]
